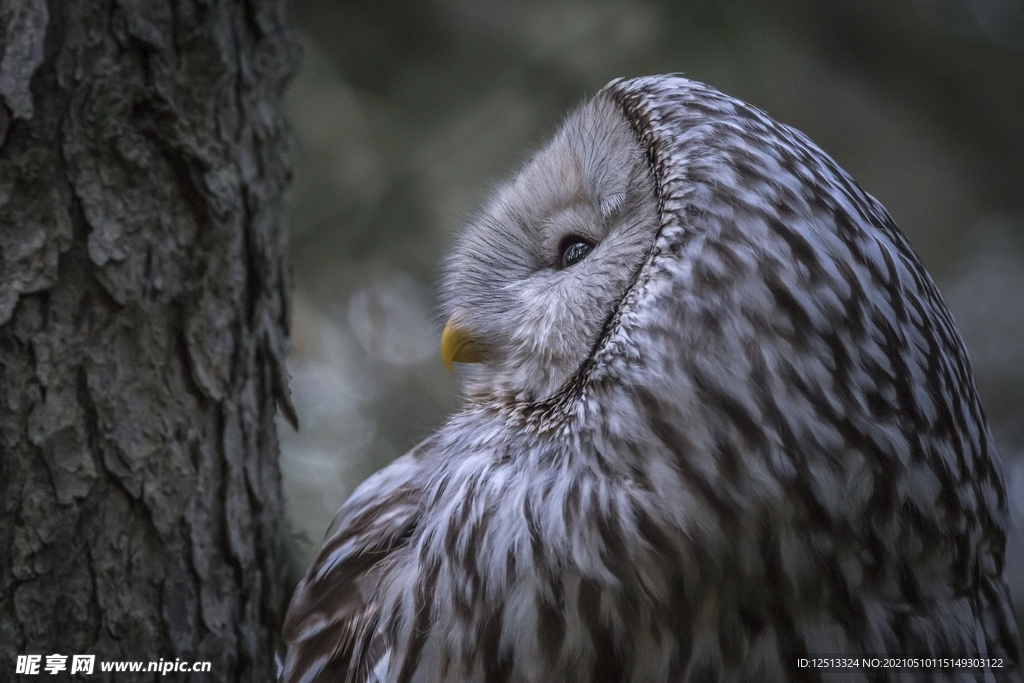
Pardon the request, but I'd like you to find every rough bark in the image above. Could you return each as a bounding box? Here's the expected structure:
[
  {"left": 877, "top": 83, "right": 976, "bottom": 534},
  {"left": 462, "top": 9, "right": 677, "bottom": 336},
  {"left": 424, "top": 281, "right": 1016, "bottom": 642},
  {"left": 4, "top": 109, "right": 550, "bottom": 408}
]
[{"left": 0, "top": 0, "right": 295, "bottom": 680}]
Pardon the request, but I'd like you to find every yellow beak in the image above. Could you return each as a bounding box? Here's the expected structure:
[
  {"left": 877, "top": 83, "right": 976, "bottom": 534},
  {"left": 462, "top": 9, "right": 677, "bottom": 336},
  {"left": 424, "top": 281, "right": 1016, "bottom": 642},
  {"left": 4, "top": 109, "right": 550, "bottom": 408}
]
[{"left": 440, "top": 319, "right": 484, "bottom": 373}]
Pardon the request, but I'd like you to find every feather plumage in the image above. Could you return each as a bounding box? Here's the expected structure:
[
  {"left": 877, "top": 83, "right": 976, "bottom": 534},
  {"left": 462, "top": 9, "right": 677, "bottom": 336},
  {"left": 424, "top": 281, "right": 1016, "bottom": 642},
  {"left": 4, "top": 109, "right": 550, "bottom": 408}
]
[{"left": 281, "top": 75, "right": 1022, "bottom": 683}]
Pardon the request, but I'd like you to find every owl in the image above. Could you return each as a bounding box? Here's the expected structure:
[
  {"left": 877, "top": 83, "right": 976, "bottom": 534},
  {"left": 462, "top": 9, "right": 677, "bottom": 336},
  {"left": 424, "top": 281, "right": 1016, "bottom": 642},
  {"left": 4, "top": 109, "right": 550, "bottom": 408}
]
[{"left": 280, "top": 75, "right": 1022, "bottom": 683}]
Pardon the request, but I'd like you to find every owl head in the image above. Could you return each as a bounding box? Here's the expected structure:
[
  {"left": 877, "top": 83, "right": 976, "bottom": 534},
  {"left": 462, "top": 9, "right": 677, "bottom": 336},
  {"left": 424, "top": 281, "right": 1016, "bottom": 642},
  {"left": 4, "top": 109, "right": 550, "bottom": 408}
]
[{"left": 441, "top": 93, "right": 659, "bottom": 403}]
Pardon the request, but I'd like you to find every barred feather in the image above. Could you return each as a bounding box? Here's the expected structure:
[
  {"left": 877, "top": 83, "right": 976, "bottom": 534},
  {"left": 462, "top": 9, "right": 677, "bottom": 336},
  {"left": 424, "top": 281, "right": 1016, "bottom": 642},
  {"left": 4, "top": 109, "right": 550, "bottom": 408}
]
[{"left": 281, "top": 75, "right": 1022, "bottom": 683}]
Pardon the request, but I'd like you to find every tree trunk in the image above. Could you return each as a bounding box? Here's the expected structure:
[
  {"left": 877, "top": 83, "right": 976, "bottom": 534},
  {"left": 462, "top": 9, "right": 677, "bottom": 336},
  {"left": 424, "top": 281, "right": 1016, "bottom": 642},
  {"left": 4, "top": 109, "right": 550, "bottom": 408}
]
[{"left": 0, "top": 0, "right": 295, "bottom": 680}]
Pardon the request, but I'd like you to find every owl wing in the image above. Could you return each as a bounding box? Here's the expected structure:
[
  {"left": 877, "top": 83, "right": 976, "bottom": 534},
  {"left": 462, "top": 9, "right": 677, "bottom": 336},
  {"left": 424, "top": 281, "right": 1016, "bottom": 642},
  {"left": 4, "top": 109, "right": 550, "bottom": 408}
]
[{"left": 280, "top": 437, "right": 434, "bottom": 683}]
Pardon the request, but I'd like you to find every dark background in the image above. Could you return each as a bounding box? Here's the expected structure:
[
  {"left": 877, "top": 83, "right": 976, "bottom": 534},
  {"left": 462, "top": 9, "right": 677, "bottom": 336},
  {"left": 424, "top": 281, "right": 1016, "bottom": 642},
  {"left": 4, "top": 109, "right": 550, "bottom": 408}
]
[{"left": 279, "top": 0, "right": 1024, "bottom": 623}]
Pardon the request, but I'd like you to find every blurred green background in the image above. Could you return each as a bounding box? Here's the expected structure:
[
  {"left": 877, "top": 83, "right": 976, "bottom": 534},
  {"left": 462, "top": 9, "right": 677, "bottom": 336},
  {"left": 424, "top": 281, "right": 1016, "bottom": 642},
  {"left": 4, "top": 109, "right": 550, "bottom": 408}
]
[{"left": 279, "top": 0, "right": 1024, "bottom": 621}]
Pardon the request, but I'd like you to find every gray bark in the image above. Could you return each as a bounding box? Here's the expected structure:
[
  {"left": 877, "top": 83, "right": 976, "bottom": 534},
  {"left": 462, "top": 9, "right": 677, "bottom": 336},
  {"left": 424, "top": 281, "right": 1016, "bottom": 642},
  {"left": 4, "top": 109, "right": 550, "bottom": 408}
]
[{"left": 0, "top": 0, "right": 296, "bottom": 680}]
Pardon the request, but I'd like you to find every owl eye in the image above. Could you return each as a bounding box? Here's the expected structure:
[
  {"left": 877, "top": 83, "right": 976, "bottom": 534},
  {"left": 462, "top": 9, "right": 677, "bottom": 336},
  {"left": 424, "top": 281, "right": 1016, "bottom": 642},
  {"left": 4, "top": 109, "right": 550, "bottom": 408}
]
[{"left": 557, "top": 235, "right": 596, "bottom": 269}]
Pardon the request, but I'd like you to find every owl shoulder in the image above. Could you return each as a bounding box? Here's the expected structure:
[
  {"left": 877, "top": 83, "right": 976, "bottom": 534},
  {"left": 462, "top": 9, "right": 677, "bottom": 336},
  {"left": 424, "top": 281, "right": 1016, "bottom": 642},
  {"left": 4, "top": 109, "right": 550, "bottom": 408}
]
[{"left": 280, "top": 439, "right": 435, "bottom": 683}]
